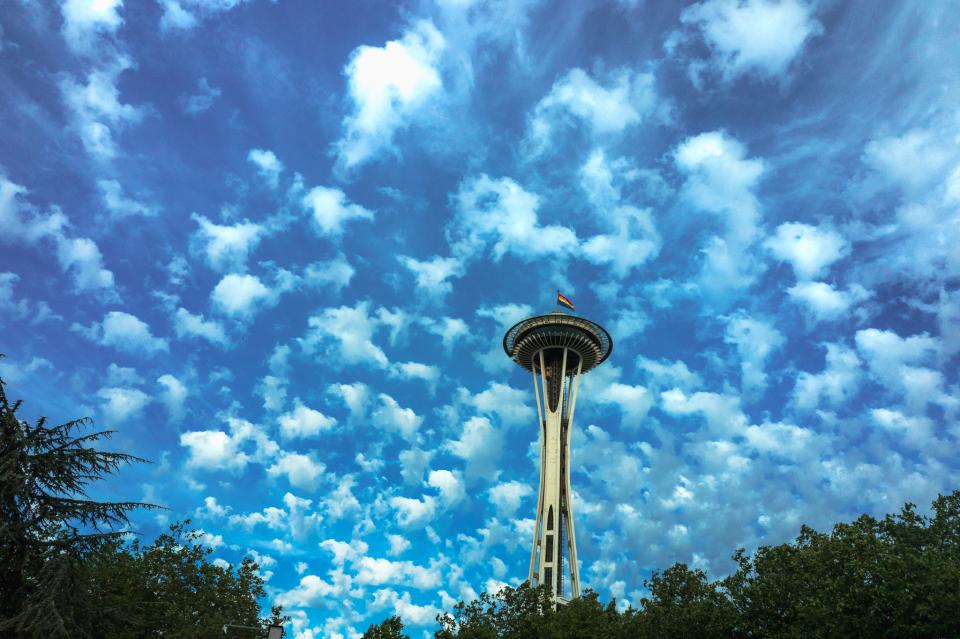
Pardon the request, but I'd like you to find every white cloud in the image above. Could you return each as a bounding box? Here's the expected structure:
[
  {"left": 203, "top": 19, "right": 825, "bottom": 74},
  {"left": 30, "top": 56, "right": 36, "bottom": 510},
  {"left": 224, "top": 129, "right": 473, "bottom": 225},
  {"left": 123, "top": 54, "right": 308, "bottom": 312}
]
[
  {"left": 371, "top": 393, "right": 423, "bottom": 442},
  {"left": 173, "top": 307, "right": 229, "bottom": 346},
  {"left": 388, "top": 495, "right": 437, "bottom": 529},
  {"left": 468, "top": 382, "right": 533, "bottom": 428},
  {"left": 526, "top": 67, "right": 659, "bottom": 154},
  {"left": 449, "top": 175, "right": 577, "bottom": 263},
  {"left": 248, "top": 148, "right": 284, "bottom": 189},
  {"left": 787, "top": 281, "right": 868, "bottom": 322},
  {"left": 320, "top": 538, "right": 369, "bottom": 566},
  {"left": 179, "top": 76, "right": 221, "bottom": 115},
  {"left": 211, "top": 273, "right": 273, "bottom": 317},
  {"left": 391, "top": 362, "right": 441, "bottom": 392},
  {"left": 488, "top": 480, "right": 532, "bottom": 518},
  {"left": 661, "top": 388, "right": 748, "bottom": 437},
  {"left": 427, "top": 469, "right": 465, "bottom": 507},
  {"left": 765, "top": 222, "right": 850, "bottom": 280},
  {"left": 97, "top": 387, "right": 150, "bottom": 422},
  {"left": 637, "top": 356, "right": 702, "bottom": 391},
  {"left": 386, "top": 534, "right": 411, "bottom": 557},
  {"left": 303, "top": 255, "right": 355, "bottom": 293},
  {"left": 369, "top": 588, "right": 441, "bottom": 627},
  {"left": 855, "top": 328, "right": 946, "bottom": 411},
  {"left": 157, "top": 374, "right": 188, "bottom": 419},
  {"left": 302, "top": 186, "right": 374, "bottom": 237},
  {"left": 335, "top": 20, "right": 446, "bottom": 170},
  {"left": 98, "top": 179, "right": 157, "bottom": 218},
  {"left": 871, "top": 408, "right": 936, "bottom": 450},
  {"left": 300, "top": 302, "right": 389, "bottom": 368},
  {"left": 267, "top": 452, "right": 326, "bottom": 491},
  {"left": 323, "top": 475, "right": 362, "bottom": 521},
  {"left": 724, "top": 312, "right": 785, "bottom": 395},
  {"left": 180, "top": 417, "right": 278, "bottom": 473},
  {"left": 61, "top": 0, "right": 123, "bottom": 52},
  {"left": 421, "top": 316, "right": 469, "bottom": 352},
  {"left": 446, "top": 416, "right": 502, "bottom": 483},
  {"left": 61, "top": 57, "right": 143, "bottom": 161},
  {"left": 674, "top": 131, "right": 765, "bottom": 295},
  {"left": 192, "top": 215, "right": 265, "bottom": 272},
  {"left": 792, "top": 343, "right": 862, "bottom": 411},
  {"left": 680, "top": 0, "right": 822, "bottom": 81},
  {"left": 75, "top": 311, "right": 168, "bottom": 355},
  {"left": 278, "top": 401, "right": 337, "bottom": 439},
  {"left": 863, "top": 129, "right": 956, "bottom": 197},
  {"left": 160, "top": 0, "right": 256, "bottom": 31},
  {"left": 56, "top": 236, "right": 117, "bottom": 294},
  {"left": 398, "top": 447, "right": 434, "bottom": 486},
  {"left": 399, "top": 255, "right": 463, "bottom": 299},
  {"left": 580, "top": 206, "right": 661, "bottom": 277},
  {"left": 327, "top": 382, "right": 371, "bottom": 421}
]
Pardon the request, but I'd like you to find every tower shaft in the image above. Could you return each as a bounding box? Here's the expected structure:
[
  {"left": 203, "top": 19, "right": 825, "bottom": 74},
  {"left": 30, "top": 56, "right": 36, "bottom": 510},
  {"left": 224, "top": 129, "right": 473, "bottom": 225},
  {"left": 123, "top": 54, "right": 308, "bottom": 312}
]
[{"left": 528, "top": 347, "right": 582, "bottom": 600}]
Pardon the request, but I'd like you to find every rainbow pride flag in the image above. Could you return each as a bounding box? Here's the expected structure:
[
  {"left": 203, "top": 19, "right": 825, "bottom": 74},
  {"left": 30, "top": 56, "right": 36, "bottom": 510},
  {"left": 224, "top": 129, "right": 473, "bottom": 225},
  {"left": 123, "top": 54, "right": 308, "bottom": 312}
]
[{"left": 557, "top": 292, "right": 574, "bottom": 310}]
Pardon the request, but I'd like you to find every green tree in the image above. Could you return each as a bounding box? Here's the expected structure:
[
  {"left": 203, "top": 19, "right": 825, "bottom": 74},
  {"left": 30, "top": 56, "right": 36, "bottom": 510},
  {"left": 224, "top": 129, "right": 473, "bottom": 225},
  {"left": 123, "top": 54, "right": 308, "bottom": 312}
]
[
  {"left": 82, "top": 521, "right": 281, "bottom": 638},
  {"left": 363, "top": 615, "right": 410, "bottom": 639},
  {"left": 0, "top": 375, "right": 156, "bottom": 638}
]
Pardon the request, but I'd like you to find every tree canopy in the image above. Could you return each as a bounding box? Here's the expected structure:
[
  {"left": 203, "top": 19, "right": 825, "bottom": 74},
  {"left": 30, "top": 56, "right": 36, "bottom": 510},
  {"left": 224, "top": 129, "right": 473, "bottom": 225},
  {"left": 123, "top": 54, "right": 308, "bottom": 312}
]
[
  {"left": 364, "top": 490, "right": 960, "bottom": 639},
  {"left": 0, "top": 375, "right": 284, "bottom": 638}
]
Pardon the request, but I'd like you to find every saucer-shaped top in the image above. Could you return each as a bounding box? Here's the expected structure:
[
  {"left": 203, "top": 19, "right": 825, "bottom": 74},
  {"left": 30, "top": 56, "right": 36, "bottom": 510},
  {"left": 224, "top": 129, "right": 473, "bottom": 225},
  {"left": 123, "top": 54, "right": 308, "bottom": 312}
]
[{"left": 503, "top": 312, "right": 612, "bottom": 374}]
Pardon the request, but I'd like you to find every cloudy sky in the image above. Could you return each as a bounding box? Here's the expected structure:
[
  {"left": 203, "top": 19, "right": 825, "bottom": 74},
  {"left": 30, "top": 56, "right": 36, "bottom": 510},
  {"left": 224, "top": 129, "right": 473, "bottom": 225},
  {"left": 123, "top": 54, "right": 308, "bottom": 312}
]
[{"left": 2, "top": 0, "right": 960, "bottom": 636}]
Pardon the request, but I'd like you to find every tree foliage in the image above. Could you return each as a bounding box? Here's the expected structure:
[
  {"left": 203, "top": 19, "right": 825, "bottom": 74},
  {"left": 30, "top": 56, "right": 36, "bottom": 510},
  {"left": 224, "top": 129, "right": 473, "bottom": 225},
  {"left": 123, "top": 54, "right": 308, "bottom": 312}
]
[
  {"left": 365, "top": 490, "right": 960, "bottom": 639},
  {"left": 0, "top": 375, "right": 284, "bottom": 638}
]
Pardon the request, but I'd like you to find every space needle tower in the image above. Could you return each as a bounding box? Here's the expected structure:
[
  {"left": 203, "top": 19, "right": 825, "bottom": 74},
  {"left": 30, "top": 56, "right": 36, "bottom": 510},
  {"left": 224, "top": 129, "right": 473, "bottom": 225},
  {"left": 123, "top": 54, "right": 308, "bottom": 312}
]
[{"left": 502, "top": 293, "right": 612, "bottom": 602}]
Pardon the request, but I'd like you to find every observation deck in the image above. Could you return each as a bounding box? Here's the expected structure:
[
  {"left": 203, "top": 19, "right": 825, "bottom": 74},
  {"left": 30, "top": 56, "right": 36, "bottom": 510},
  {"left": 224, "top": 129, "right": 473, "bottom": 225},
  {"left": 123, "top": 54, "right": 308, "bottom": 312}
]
[{"left": 502, "top": 312, "right": 613, "bottom": 375}]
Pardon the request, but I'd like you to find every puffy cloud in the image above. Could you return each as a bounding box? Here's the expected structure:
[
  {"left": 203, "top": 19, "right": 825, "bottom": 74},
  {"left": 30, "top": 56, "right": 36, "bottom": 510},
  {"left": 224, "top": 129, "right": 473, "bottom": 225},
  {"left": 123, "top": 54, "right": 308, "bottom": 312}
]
[
  {"left": 278, "top": 401, "right": 337, "bottom": 439},
  {"left": 637, "top": 356, "right": 702, "bottom": 392},
  {"left": 323, "top": 475, "right": 361, "bottom": 521},
  {"left": 446, "top": 416, "right": 502, "bottom": 483},
  {"left": 856, "top": 328, "right": 946, "bottom": 411},
  {"left": 97, "top": 387, "right": 150, "bottom": 422},
  {"left": 765, "top": 223, "right": 850, "bottom": 280},
  {"left": 724, "top": 312, "right": 785, "bottom": 395},
  {"left": 320, "top": 538, "right": 369, "bottom": 566},
  {"left": 386, "top": 534, "right": 411, "bottom": 557},
  {"left": 192, "top": 215, "right": 265, "bottom": 272},
  {"left": 580, "top": 206, "right": 662, "bottom": 277},
  {"left": 792, "top": 343, "right": 862, "bottom": 411},
  {"left": 468, "top": 382, "right": 533, "bottom": 428},
  {"left": 301, "top": 186, "right": 374, "bottom": 237},
  {"left": 674, "top": 131, "right": 765, "bottom": 295},
  {"left": 211, "top": 273, "right": 274, "bottom": 317},
  {"left": 420, "top": 316, "right": 469, "bottom": 352},
  {"left": 862, "top": 129, "right": 957, "bottom": 197},
  {"left": 660, "top": 388, "right": 748, "bottom": 437},
  {"left": 248, "top": 148, "right": 284, "bottom": 189},
  {"left": 267, "top": 452, "right": 326, "bottom": 491},
  {"left": 427, "top": 469, "right": 465, "bottom": 507},
  {"left": 787, "top": 281, "right": 869, "bottom": 322},
  {"left": 303, "top": 255, "right": 355, "bottom": 294},
  {"left": 680, "top": 0, "right": 822, "bottom": 80},
  {"left": 488, "top": 480, "right": 532, "bottom": 518},
  {"left": 61, "top": 57, "right": 143, "bottom": 161},
  {"left": 173, "top": 307, "right": 229, "bottom": 346},
  {"left": 180, "top": 417, "right": 278, "bottom": 473},
  {"left": 179, "top": 76, "right": 221, "bottom": 115},
  {"left": 327, "top": 382, "right": 371, "bottom": 421},
  {"left": 369, "top": 588, "right": 441, "bottom": 626},
  {"left": 399, "top": 255, "right": 463, "bottom": 299},
  {"left": 526, "top": 68, "right": 659, "bottom": 154},
  {"left": 398, "top": 447, "right": 434, "bottom": 486},
  {"left": 56, "top": 236, "right": 117, "bottom": 293},
  {"left": 335, "top": 20, "right": 446, "bottom": 170},
  {"left": 98, "top": 179, "right": 157, "bottom": 218},
  {"left": 449, "top": 175, "right": 577, "bottom": 263},
  {"left": 61, "top": 0, "right": 123, "bottom": 52},
  {"left": 391, "top": 361, "right": 441, "bottom": 392},
  {"left": 871, "top": 408, "right": 937, "bottom": 449},
  {"left": 74, "top": 311, "right": 168, "bottom": 355},
  {"left": 159, "top": 0, "right": 257, "bottom": 31},
  {"left": 157, "top": 374, "right": 188, "bottom": 419},
  {"left": 371, "top": 393, "right": 423, "bottom": 442},
  {"left": 300, "top": 302, "right": 389, "bottom": 368},
  {"left": 389, "top": 495, "right": 437, "bottom": 529}
]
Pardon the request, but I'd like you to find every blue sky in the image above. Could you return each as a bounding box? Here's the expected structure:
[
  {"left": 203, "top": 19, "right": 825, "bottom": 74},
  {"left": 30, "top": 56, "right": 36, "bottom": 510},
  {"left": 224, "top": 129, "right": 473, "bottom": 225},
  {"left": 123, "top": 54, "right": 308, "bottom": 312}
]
[{"left": 2, "top": 0, "right": 960, "bottom": 636}]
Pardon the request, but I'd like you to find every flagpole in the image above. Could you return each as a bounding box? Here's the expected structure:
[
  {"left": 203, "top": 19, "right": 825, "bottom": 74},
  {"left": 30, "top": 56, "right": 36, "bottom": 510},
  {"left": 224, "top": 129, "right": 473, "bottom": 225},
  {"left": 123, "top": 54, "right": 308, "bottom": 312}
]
[{"left": 556, "top": 289, "right": 560, "bottom": 313}]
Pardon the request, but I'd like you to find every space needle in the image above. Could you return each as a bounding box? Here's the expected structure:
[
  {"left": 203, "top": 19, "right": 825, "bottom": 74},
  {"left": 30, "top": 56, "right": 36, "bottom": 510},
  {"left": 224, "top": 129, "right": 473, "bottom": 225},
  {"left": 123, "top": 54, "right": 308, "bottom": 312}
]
[{"left": 502, "top": 293, "right": 612, "bottom": 602}]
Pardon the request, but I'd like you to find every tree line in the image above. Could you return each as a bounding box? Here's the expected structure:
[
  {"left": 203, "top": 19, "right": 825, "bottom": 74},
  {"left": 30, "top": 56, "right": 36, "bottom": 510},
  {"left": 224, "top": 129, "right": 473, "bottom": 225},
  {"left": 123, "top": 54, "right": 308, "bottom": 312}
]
[{"left": 3, "top": 371, "right": 959, "bottom": 638}]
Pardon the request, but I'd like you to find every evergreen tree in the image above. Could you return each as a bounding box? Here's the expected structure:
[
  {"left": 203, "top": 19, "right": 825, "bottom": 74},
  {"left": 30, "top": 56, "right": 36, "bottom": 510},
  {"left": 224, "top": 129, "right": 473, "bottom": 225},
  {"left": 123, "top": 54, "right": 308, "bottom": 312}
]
[{"left": 0, "top": 375, "right": 156, "bottom": 638}]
